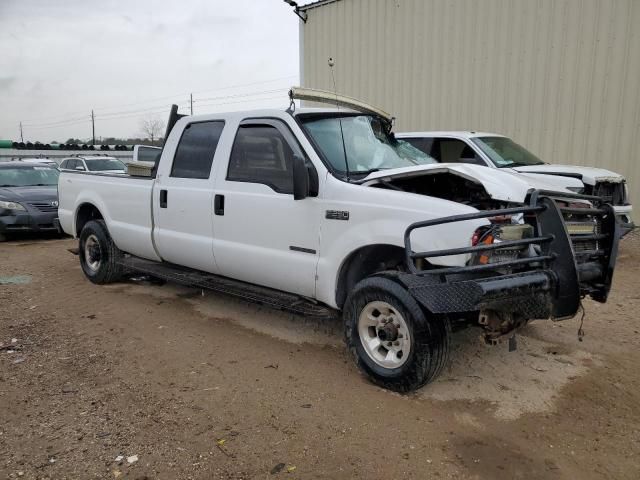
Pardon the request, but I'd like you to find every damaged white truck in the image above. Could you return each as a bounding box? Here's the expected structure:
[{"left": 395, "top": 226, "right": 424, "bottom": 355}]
[{"left": 57, "top": 88, "right": 621, "bottom": 392}]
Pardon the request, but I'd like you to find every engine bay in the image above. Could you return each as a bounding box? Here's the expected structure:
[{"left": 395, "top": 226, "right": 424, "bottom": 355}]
[{"left": 371, "top": 171, "right": 504, "bottom": 210}]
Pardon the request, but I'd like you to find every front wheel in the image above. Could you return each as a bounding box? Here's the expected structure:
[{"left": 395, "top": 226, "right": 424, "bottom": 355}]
[
  {"left": 78, "top": 220, "right": 124, "bottom": 284},
  {"left": 344, "top": 276, "right": 451, "bottom": 392}
]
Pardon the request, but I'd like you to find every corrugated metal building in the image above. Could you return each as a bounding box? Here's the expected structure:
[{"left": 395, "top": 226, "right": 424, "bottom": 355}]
[{"left": 298, "top": 0, "right": 640, "bottom": 208}]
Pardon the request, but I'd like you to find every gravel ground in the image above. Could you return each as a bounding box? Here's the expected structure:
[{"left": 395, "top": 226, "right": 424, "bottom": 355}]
[{"left": 1, "top": 233, "right": 639, "bottom": 479}]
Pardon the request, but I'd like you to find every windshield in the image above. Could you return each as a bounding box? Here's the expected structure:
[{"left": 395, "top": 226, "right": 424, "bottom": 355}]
[
  {"left": 471, "top": 136, "right": 545, "bottom": 168},
  {"left": 300, "top": 115, "right": 436, "bottom": 176},
  {"left": 85, "top": 158, "right": 126, "bottom": 171},
  {"left": 0, "top": 166, "right": 59, "bottom": 187}
]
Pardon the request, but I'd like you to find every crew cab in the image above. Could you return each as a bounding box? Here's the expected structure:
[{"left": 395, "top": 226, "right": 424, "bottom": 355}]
[
  {"left": 57, "top": 88, "right": 621, "bottom": 392},
  {"left": 396, "top": 131, "right": 634, "bottom": 232}
]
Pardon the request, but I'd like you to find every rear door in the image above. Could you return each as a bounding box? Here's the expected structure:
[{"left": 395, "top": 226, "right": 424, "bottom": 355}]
[{"left": 152, "top": 120, "right": 225, "bottom": 273}]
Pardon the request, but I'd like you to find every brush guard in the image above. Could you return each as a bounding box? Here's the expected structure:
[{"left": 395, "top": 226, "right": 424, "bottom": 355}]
[{"left": 398, "top": 190, "right": 620, "bottom": 323}]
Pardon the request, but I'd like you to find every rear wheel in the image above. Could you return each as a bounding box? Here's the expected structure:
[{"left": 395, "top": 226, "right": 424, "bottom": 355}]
[
  {"left": 344, "top": 276, "right": 451, "bottom": 392},
  {"left": 78, "top": 220, "right": 124, "bottom": 284}
]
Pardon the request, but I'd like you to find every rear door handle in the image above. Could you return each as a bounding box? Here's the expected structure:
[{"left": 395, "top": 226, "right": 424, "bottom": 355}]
[
  {"left": 214, "top": 194, "right": 224, "bottom": 215},
  {"left": 160, "top": 189, "right": 168, "bottom": 208}
]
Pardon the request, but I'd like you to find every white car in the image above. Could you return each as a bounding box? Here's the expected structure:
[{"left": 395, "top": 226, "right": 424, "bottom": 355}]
[
  {"left": 19, "top": 158, "right": 59, "bottom": 169},
  {"left": 396, "top": 131, "right": 633, "bottom": 230},
  {"left": 59, "top": 155, "right": 126, "bottom": 174},
  {"left": 57, "top": 88, "right": 621, "bottom": 392}
]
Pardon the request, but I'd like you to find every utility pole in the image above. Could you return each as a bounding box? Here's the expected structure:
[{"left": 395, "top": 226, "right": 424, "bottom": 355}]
[
  {"left": 91, "top": 110, "right": 96, "bottom": 145},
  {"left": 190, "top": 93, "right": 194, "bottom": 115},
  {"left": 19, "top": 122, "right": 24, "bottom": 142}
]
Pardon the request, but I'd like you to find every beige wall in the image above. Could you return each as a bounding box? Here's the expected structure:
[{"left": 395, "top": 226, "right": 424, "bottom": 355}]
[{"left": 301, "top": 0, "right": 640, "bottom": 208}]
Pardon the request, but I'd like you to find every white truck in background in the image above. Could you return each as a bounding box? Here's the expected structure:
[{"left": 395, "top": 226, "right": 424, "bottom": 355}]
[
  {"left": 57, "top": 88, "right": 621, "bottom": 392},
  {"left": 397, "top": 131, "right": 634, "bottom": 232}
]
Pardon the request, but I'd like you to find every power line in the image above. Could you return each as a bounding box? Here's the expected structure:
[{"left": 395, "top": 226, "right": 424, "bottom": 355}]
[
  {"left": 16, "top": 74, "right": 298, "bottom": 125},
  {"left": 18, "top": 91, "right": 289, "bottom": 136}
]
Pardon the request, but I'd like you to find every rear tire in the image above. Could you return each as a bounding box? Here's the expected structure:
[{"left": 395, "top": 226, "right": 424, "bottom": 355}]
[
  {"left": 0, "top": 232, "right": 6, "bottom": 242},
  {"left": 78, "top": 220, "right": 124, "bottom": 284},
  {"left": 344, "top": 275, "right": 451, "bottom": 392}
]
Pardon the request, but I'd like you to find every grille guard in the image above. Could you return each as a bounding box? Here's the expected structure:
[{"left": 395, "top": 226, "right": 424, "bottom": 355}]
[{"left": 400, "top": 190, "right": 620, "bottom": 320}]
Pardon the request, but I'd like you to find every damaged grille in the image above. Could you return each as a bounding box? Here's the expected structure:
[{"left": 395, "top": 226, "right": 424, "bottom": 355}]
[
  {"left": 591, "top": 182, "right": 625, "bottom": 205},
  {"left": 558, "top": 204, "right": 605, "bottom": 262}
]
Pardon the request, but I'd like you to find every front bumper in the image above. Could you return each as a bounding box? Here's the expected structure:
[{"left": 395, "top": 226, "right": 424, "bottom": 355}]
[
  {"left": 401, "top": 190, "right": 620, "bottom": 322},
  {"left": 0, "top": 210, "right": 59, "bottom": 234}
]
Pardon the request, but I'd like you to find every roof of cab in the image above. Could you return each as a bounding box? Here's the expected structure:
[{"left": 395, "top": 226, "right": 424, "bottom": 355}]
[
  {"left": 181, "top": 107, "right": 364, "bottom": 124},
  {"left": 0, "top": 162, "right": 56, "bottom": 169}
]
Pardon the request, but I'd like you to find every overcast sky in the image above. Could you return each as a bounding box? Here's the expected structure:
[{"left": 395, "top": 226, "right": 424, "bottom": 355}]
[{"left": 0, "top": 0, "right": 301, "bottom": 142}]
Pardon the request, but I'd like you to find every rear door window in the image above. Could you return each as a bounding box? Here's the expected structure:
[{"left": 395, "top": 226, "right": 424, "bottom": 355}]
[
  {"left": 431, "top": 138, "right": 483, "bottom": 164},
  {"left": 170, "top": 121, "right": 225, "bottom": 179},
  {"left": 403, "top": 137, "right": 435, "bottom": 158}
]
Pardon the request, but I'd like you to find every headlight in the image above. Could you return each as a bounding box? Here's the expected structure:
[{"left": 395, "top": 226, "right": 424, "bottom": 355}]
[
  {"left": 567, "top": 186, "right": 584, "bottom": 193},
  {"left": 0, "top": 200, "right": 26, "bottom": 211}
]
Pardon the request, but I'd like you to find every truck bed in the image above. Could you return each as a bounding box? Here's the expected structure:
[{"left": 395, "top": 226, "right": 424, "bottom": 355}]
[{"left": 57, "top": 171, "right": 160, "bottom": 261}]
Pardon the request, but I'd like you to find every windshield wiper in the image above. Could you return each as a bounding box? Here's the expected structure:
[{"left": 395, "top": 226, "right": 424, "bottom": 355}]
[{"left": 498, "top": 161, "right": 545, "bottom": 168}]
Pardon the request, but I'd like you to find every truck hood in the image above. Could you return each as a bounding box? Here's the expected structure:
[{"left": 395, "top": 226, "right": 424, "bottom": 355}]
[
  {"left": 361, "top": 163, "right": 580, "bottom": 203},
  {"left": 512, "top": 164, "right": 624, "bottom": 185},
  {"left": 0, "top": 185, "right": 58, "bottom": 202}
]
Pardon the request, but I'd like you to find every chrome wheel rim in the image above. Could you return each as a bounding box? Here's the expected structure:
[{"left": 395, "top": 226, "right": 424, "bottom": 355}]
[
  {"left": 358, "top": 301, "right": 411, "bottom": 369},
  {"left": 84, "top": 234, "right": 102, "bottom": 272}
]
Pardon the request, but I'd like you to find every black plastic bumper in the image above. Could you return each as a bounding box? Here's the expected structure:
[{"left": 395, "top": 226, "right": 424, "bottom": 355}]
[
  {"left": 401, "top": 190, "right": 620, "bottom": 321},
  {"left": 0, "top": 211, "right": 59, "bottom": 234}
]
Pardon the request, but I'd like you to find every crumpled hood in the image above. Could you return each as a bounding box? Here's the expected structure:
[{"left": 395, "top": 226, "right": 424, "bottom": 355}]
[
  {"left": 362, "top": 163, "right": 581, "bottom": 203},
  {"left": 512, "top": 164, "right": 624, "bottom": 185},
  {"left": 0, "top": 185, "right": 58, "bottom": 202}
]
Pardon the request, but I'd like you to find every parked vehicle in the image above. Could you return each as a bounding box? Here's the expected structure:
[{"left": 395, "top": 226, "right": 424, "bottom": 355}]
[
  {"left": 0, "top": 163, "right": 60, "bottom": 241},
  {"left": 396, "top": 131, "right": 634, "bottom": 231},
  {"left": 59, "top": 155, "right": 126, "bottom": 174},
  {"left": 19, "top": 158, "right": 60, "bottom": 169},
  {"left": 132, "top": 145, "right": 162, "bottom": 165},
  {"left": 57, "top": 88, "right": 621, "bottom": 392}
]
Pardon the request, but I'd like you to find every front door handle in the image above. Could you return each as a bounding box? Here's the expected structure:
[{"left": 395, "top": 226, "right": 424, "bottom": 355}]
[
  {"left": 160, "top": 189, "right": 168, "bottom": 208},
  {"left": 214, "top": 194, "right": 224, "bottom": 215}
]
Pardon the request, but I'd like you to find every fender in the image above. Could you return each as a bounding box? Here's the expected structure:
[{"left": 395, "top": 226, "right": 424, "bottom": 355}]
[{"left": 315, "top": 177, "right": 487, "bottom": 308}]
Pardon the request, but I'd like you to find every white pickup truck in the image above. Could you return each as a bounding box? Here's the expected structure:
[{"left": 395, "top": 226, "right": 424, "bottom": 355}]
[
  {"left": 396, "top": 131, "right": 634, "bottom": 232},
  {"left": 58, "top": 88, "right": 621, "bottom": 392}
]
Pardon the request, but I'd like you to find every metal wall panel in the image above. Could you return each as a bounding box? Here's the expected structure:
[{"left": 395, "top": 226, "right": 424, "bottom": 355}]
[{"left": 301, "top": 0, "right": 640, "bottom": 209}]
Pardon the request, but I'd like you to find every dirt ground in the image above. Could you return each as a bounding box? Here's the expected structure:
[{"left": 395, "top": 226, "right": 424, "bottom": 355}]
[{"left": 1, "top": 234, "right": 639, "bottom": 479}]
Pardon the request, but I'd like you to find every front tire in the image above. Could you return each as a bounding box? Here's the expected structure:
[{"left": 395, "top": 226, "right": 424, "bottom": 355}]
[
  {"left": 344, "top": 276, "right": 451, "bottom": 392},
  {"left": 78, "top": 220, "right": 124, "bottom": 284}
]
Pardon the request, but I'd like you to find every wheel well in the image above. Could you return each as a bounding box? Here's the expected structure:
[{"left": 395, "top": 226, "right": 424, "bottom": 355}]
[
  {"left": 335, "top": 244, "right": 406, "bottom": 309},
  {"left": 75, "top": 203, "right": 103, "bottom": 236}
]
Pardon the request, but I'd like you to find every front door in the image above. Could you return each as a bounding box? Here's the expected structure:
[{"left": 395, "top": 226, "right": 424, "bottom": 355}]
[
  {"left": 153, "top": 120, "right": 225, "bottom": 273},
  {"left": 212, "top": 119, "right": 321, "bottom": 298}
]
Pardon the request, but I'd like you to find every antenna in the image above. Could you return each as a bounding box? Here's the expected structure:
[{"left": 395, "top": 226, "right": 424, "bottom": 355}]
[{"left": 329, "top": 57, "right": 351, "bottom": 183}]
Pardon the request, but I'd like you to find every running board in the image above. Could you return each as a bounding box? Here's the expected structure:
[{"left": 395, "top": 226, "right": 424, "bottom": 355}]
[{"left": 117, "top": 256, "right": 336, "bottom": 319}]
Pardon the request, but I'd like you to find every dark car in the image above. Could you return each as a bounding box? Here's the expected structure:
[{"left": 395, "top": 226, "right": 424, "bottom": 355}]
[{"left": 0, "top": 163, "right": 60, "bottom": 241}]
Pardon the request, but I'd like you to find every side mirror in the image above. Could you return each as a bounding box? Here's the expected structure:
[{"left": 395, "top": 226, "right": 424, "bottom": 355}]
[
  {"left": 292, "top": 154, "right": 310, "bottom": 200},
  {"left": 75, "top": 165, "right": 85, "bottom": 171}
]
